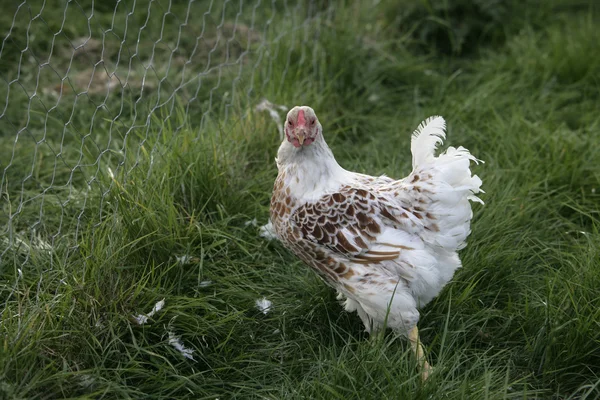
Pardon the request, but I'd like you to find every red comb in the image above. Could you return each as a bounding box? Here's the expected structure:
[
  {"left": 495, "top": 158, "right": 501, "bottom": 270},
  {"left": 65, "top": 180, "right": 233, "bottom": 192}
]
[{"left": 297, "top": 109, "right": 306, "bottom": 126}]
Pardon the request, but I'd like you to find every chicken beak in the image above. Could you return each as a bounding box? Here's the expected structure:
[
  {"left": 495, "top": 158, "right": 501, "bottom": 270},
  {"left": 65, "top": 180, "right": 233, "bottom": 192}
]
[{"left": 296, "top": 133, "right": 305, "bottom": 145}]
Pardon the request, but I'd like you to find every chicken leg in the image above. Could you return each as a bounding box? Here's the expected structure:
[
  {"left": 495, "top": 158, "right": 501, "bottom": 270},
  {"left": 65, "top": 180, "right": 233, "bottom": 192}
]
[{"left": 409, "top": 326, "right": 432, "bottom": 381}]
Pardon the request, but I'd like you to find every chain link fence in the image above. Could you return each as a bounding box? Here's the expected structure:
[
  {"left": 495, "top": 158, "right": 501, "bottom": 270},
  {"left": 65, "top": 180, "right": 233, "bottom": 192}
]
[{"left": 0, "top": 0, "right": 334, "bottom": 268}]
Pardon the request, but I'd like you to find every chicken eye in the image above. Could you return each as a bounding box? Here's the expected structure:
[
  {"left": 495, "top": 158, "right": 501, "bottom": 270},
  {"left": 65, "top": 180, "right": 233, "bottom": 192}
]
[
  {"left": 310, "top": 119, "right": 316, "bottom": 125},
  {"left": 288, "top": 120, "right": 293, "bottom": 126}
]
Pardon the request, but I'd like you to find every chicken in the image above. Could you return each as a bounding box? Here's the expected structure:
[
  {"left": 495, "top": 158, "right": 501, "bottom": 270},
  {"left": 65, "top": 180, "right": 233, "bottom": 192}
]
[{"left": 269, "top": 106, "right": 483, "bottom": 380}]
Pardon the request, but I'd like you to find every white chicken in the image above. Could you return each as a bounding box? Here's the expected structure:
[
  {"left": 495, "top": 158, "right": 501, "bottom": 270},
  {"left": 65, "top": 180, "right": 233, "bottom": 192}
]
[{"left": 268, "top": 106, "right": 483, "bottom": 379}]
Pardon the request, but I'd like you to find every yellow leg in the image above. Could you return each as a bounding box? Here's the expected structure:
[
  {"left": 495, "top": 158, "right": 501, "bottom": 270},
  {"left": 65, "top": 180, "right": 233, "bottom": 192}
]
[{"left": 408, "top": 326, "right": 433, "bottom": 381}]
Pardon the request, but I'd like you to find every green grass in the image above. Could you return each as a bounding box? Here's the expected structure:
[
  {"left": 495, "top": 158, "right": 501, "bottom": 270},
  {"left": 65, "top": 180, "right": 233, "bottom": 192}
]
[{"left": 1, "top": 0, "right": 600, "bottom": 398}]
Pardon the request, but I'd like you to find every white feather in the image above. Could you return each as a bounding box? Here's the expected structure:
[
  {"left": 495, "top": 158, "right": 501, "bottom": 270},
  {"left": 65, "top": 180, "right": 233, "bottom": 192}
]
[{"left": 411, "top": 116, "right": 446, "bottom": 168}]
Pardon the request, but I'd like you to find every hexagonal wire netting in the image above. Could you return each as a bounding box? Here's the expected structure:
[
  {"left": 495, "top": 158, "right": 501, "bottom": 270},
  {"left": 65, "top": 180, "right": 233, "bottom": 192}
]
[{"left": 0, "top": 1, "right": 333, "bottom": 270}]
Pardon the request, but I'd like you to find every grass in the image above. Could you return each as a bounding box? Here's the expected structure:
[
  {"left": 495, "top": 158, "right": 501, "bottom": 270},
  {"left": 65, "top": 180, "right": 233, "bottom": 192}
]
[{"left": 1, "top": 0, "right": 600, "bottom": 398}]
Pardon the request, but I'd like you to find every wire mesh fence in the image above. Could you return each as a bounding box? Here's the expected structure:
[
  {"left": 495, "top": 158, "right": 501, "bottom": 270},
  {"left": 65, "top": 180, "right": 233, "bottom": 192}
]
[{"left": 0, "top": 0, "right": 334, "bottom": 269}]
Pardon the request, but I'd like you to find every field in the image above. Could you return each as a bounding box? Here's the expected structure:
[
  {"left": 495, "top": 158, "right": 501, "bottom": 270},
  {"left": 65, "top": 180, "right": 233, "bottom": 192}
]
[{"left": 1, "top": 0, "right": 599, "bottom": 398}]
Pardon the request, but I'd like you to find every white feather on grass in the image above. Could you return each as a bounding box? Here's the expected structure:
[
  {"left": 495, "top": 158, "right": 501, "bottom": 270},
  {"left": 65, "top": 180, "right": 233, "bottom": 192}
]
[
  {"left": 175, "top": 254, "right": 192, "bottom": 265},
  {"left": 244, "top": 218, "right": 258, "bottom": 227},
  {"left": 255, "top": 297, "right": 272, "bottom": 315},
  {"left": 259, "top": 220, "right": 277, "bottom": 241},
  {"left": 255, "top": 99, "right": 288, "bottom": 140},
  {"left": 168, "top": 330, "right": 195, "bottom": 361},
  {"left": 133, "top": 299, "right": 165, "bottom": 325}
]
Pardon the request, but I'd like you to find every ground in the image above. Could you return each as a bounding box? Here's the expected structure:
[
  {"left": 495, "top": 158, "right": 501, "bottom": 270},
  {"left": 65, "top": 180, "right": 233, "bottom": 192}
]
[{"left": 0, "top": 0, "right": 599, "bottom": 398}]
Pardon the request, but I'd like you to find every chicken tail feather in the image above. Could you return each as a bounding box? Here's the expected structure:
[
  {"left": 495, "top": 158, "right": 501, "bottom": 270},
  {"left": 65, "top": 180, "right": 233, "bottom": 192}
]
[
  {"left": 411, "top": 116, "right": 446, "bottom": 168},
  {"left": 408, "top": 116, "right": 484, "bottom": 251}
]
